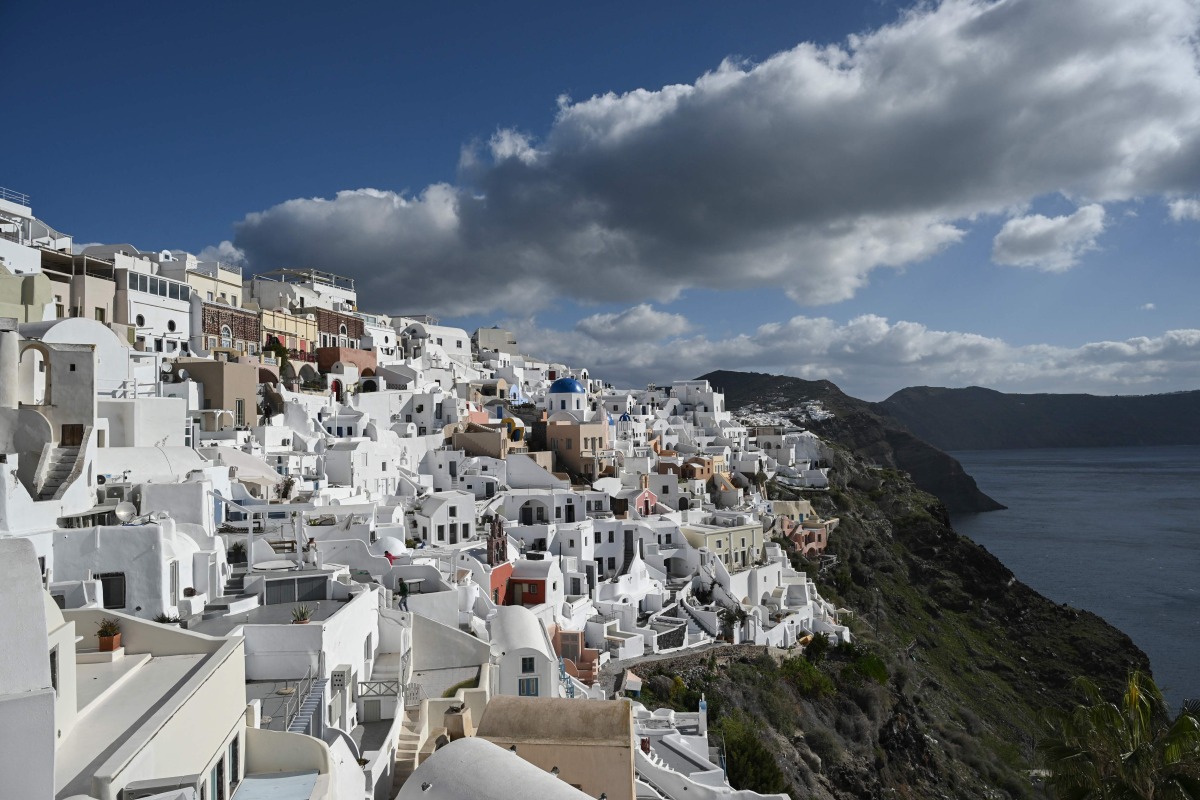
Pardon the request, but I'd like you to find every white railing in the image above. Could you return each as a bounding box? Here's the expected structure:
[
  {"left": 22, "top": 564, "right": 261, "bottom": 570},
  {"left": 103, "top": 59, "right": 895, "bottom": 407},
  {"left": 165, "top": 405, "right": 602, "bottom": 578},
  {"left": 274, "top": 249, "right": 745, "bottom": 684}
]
[{"left": 0, "top": 187, "right": 30, "bottom": 206}]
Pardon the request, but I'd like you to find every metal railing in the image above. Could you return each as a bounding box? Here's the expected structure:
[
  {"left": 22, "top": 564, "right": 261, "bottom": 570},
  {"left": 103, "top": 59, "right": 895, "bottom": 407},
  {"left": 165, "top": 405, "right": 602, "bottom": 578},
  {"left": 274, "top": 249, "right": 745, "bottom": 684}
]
[
  {"left": 281, "top": 665, "right": 316, "bottom": 729},
  {"left": 0, "top": 187, "right": 30, "bottom": 206}
]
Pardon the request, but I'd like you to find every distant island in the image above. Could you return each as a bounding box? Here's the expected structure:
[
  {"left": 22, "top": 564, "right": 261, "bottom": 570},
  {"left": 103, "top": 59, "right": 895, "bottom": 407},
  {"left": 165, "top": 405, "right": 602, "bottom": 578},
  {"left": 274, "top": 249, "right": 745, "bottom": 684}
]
[{"left": 876, "top": 386, "right": 1200, "bottom": 451}]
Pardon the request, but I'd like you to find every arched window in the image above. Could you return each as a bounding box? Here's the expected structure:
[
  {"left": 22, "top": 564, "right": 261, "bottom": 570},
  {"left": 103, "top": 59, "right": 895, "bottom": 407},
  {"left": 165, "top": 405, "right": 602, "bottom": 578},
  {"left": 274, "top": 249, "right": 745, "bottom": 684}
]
[
  {"left": 338, "top": 324, "right": 348, "bottom": 348},
  {"left": 220, "top": 325, "right": 232, "bottom": 349}
]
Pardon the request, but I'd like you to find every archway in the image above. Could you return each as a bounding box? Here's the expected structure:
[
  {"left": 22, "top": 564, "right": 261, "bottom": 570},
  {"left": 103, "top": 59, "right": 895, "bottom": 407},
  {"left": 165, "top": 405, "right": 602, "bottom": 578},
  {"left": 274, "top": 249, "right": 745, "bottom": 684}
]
[
  {"left": 18, "top": 343, "right": 51, "bottom": 405},
  {"left": 677, "top": 497, "right": 690, "bottom": 511}
]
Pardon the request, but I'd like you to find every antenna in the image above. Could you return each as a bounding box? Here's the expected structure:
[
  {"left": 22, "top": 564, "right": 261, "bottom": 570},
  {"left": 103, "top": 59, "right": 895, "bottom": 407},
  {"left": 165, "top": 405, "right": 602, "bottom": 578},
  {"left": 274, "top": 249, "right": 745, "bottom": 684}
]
[{"left": 114, "top": 502, "right": 137, "bottom": 523}]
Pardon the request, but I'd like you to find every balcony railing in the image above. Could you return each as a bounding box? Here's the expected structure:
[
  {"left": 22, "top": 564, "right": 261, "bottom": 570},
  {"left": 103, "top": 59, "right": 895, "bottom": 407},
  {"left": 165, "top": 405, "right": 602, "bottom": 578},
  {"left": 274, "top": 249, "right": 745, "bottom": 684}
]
[{"left": 0, "top": 187, "right": 30, "bottom": 206}]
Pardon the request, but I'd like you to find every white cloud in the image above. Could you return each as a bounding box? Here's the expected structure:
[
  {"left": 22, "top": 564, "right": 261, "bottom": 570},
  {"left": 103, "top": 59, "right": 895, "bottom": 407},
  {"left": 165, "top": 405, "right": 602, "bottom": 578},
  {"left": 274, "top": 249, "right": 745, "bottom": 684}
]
[
  {"left": 197, "top": 240, "right": 246, "bottom": 265},
  {"left": 1167, "top": 197, "right": 1200, "bottom": 221},
  {"left": 217, "top": 0, "right": 1200, "bottom": 316},
  {"left": 992, "top": 204, "right": 1107, "bottom": 271},
  {"left": 1141, "top": 302, "right": 1156, "bottom": 311},
  {"left": 575, "top": 304, "right": 691, "bottom": 342},
  {"left": 508, "top": 307, "right": 1200, "bottom": 400}
]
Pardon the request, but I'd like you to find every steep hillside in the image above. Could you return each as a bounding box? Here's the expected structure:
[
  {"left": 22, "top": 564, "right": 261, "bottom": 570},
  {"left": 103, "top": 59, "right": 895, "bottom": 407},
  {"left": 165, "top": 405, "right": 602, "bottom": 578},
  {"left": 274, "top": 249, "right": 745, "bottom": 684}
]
[
  {"left": 877, "top": 386, "right": 1200, "bottom": 451},
  {"left": 699, "top": 370, "right": 1004, "bottom": 513},
  {"left": 633, "top": 445, "right": 1149, "bottom": 800}
]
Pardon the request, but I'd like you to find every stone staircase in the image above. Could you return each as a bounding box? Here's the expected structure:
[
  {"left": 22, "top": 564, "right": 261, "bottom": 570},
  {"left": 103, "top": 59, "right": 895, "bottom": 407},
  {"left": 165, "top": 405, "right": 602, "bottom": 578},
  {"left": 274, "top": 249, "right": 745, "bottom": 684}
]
[
  {"left": 392, "top": 710, "right": 422, "bottom": 791},
  {"left": 37, "top": 446, "right": 79, "bottom": 500},
  {"left": 202, "top": 567, "right": 260, "bottom": 617}
]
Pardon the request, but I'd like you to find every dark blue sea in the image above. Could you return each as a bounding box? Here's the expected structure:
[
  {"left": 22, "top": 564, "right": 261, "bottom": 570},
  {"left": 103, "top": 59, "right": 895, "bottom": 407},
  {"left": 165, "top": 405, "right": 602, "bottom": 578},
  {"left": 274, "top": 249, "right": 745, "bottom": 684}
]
[{"left": 950, "top": 446, "right": 1200, "bottom": 711}]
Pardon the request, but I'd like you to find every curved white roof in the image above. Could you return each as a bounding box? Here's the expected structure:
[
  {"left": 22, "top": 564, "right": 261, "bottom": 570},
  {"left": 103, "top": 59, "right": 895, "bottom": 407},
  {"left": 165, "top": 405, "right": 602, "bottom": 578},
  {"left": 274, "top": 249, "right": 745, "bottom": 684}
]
[
  {"left": 489, "top": 604, "right": 553, "bottom": 659},
  {"left": 397, "top": 737, "right": 591, "bottom": 800}
]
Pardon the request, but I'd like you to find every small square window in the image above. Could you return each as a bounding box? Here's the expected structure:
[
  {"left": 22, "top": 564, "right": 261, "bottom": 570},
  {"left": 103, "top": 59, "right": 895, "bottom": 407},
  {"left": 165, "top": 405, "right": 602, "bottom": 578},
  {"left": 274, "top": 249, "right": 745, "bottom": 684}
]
[
  {"left": 69, "top": 363, "right": 76, "bottom": 372},
  {"left": 521, "top": 656, "right": 536, "bottom": 674}
]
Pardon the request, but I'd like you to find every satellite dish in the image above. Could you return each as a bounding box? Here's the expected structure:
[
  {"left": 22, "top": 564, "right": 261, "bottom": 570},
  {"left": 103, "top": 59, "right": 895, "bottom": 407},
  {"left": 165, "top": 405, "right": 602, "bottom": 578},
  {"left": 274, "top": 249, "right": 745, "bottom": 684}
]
[
  {"left": 177, "top": 369, "right": 188, "bottom": 381},
  {"left": 161, "top": 361, "right": 174, "bottom": 373},
  {"left": 152, "top": 511, "right": 170, "bottom": 521},
  {"left": 115, "top": 502, "right": 137, "bottom": 523},
  {"left": 96, "top": 474, "right": 107, "bottom": 485}
]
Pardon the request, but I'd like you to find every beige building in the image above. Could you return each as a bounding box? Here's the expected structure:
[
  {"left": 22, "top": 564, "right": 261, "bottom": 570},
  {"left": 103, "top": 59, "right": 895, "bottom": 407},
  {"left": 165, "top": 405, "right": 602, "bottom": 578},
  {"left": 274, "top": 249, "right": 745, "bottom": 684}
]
[
  {"left": 172, "top": 358, "right": 260, "bottom": 430},
  {"left": 477, "top": 695, "right": 636, "bottom": 800},
  {"left": 0, "top": 263, "right": 53, "bottom": 322},
  {"left": 546, "top": 418, "right": 612, "bottom": 479},
  {"left": 158, "top": 253, "right": 245, "bottom": 307},
  {"left": 682, "top": 514, "right": 767, "bottom": 572},
  {"left": 260, "top": 306, "right": 318, "bottom": 356}
]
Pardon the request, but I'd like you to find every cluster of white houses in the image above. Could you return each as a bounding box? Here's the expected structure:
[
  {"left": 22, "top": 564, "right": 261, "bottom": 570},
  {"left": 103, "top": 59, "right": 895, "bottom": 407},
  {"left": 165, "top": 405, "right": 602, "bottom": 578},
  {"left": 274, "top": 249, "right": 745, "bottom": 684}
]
[{"left": 0, "top": 189, "right": 847, "bottom": 800}]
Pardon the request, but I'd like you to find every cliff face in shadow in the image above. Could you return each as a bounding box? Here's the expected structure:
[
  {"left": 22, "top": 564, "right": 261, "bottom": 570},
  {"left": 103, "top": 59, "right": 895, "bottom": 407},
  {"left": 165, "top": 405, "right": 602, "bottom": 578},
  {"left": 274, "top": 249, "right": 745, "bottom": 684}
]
[
  {"left": 877, "top": 385, "right": 1200, "bottom": 451},
  {"left": 699, "top": 371, "right": 1004, "bottom": 513}
]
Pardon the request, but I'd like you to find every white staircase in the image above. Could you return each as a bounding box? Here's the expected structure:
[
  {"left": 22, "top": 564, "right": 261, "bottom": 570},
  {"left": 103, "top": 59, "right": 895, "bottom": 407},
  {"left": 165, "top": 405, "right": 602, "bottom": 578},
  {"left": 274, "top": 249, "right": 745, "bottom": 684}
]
[{"left": 37, "top": 446, "right": 79, "bottom": 499}]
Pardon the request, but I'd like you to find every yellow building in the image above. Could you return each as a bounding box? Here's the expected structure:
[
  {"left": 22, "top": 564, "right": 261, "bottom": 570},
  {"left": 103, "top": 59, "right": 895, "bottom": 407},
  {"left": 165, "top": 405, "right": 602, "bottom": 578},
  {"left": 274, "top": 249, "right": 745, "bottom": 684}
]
[{"left": 682, "top": 514, "right": 766, "bottom": 572}]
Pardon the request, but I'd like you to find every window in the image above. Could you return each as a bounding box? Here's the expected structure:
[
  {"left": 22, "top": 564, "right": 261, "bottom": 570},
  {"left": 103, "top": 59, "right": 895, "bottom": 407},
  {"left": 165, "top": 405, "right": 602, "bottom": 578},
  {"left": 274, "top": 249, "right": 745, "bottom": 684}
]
[
  {"left": 167, "top": 319, "right": 176, "bottom": 332},
  {"left": 49, "top": 647, "right": 58, "bottom": 694},
  {"left": 437, "top": 525, "right": 445, "bottom": 541},
  {"left": 518, "top": 677, "right": 539, "bottom": 696},
  {"left": 521, "top": 656, "right": 536, "bottom": 673},
  {"left": 180, "top": 285, "right": 190, "bottom": 301},
  {"left": 207, "top": 291, "right": 214, "bottom": 302},
  {"left": 608, "top": 531, "right": 614, "bottom": 543},
  {"left": 229, "top": 737, "right": 240, "bottom": 789},
  {"left": 94, "top": 307, "right": 105, "bottom": 322},
  {"left": 169, "top": 560, "right": 179, "bottom": 602},
  {"left": 98, "top": 571, "right": 127, "bottom": 609},
  {"left": 220, "top": 325, "right": 232, "bottom": 348},
  {"left": 449, "top": 506, "right": 457, "bottom": 517},
  {"left": 607, "top": 557, "right": 616, "bottom": 571},
  {"left": 136, "top": 314, "right": 146, "bottom": 327},
  {"left": 569, "top": 539, "right": 575, "bottom": 548},
  {"left": 231, "top": 295, "right": 238, "bottom": 306},
  {"left": 169, "top": 282, "right": 179, "bottom": 300},
  {"left": 235, "top": 399, "right": 246, "bottom": 427}
]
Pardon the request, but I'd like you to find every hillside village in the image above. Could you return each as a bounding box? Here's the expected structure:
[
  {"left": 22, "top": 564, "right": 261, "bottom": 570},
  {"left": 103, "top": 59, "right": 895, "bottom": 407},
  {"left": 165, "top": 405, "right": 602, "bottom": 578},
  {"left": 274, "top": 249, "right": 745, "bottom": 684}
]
[{"left": 0, "top": 188, "right": 850, "bottom": 800}]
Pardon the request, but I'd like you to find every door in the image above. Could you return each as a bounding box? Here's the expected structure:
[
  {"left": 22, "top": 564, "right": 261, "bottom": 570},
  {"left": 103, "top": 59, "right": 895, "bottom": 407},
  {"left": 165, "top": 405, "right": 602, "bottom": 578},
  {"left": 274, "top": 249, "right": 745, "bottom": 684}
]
[
  {"left": 61, "top": 424, "right": 84, "bottom": 447},
  {"left": 362, "top": 700, "right": 382, "bottom": 723},
  {"left": 566, "top": 504, "right": 576, "bottom": 522},
  {"left": 512, "top": 583, "right": 523, "bottom": 605}
]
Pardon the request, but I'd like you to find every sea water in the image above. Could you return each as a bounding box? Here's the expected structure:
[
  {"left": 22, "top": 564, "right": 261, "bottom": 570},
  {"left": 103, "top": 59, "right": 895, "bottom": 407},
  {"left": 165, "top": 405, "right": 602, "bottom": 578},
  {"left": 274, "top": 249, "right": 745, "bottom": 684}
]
[{"left": 950, "top": 445, "right": 1200, "bottom": 710}]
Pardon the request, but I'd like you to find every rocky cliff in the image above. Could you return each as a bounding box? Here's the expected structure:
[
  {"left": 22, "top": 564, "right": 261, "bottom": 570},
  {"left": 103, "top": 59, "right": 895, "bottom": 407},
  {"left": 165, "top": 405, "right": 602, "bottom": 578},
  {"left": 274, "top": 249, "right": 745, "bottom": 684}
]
[
  {"left": 633, "top": 442, "right": 1149, "bottom": 800},
  {"left": 877, "top": 385, "right": 1200, "bottom": 451},
  {"left": 699, "top": 370, "right": 1004, "bottom": 513}
]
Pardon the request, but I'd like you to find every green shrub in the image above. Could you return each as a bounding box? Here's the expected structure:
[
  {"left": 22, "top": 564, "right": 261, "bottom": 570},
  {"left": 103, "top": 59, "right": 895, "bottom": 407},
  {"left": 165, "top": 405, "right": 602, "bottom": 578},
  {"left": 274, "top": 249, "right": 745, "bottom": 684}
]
[
  {"left": 781, "top": 655, "right": 835, "bottom": 698},
  {"left": 718, "top": 712, "right": 791, "bottom": 794}
]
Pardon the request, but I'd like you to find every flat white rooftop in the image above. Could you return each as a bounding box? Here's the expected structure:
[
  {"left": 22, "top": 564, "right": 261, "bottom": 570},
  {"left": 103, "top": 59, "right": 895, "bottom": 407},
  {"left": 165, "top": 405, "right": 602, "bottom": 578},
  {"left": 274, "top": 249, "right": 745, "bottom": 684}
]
[
  {"left": 56, "top": 653, "right": 207, "bottom": 799},
  {"left": 231, "top": 770, "right": 319, "bottom": 799}
]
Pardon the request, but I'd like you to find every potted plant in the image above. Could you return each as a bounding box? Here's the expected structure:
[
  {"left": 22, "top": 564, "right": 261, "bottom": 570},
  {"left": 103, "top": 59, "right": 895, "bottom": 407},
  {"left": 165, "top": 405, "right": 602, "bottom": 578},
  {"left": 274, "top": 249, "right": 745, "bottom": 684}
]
[
  {"left": 291, "top": 604, "right": 314, "bottom": 624},
  {"left": 227, "top": 540, "right": 247, "bottom": 564},
  {"left": 96, "top": 617, "right": 122, "bottom": 651},
  {"left": 153, "top": 613, "right": 183, "bottom": 626}
]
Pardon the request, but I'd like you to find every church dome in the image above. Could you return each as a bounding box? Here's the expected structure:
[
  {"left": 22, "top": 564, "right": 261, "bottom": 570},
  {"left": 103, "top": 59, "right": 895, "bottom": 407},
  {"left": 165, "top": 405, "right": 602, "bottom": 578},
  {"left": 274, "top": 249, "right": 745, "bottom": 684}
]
[{"left": 548, "top": 377, "right": 587, "bottom": 394}]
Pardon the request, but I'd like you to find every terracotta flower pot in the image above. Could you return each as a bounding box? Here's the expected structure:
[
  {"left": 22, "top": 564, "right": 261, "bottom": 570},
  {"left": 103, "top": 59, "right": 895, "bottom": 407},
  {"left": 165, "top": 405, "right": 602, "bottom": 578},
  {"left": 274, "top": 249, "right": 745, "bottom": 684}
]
[{"left": 98, "top": 633, "right": 121, "bottom": 652}]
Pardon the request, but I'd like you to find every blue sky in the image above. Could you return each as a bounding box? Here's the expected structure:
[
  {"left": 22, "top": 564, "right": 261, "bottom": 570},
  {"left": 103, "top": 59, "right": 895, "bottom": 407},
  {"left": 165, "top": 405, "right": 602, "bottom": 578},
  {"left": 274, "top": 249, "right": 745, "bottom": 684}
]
[{"left": 5, "top": 0, "right": 1200, "bottom": 399}]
